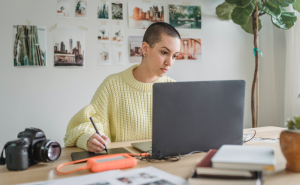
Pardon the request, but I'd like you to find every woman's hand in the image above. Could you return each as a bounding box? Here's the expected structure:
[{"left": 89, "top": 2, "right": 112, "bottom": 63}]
[{"left": 87, "top": 133, "right": 110, "bottom": 153}]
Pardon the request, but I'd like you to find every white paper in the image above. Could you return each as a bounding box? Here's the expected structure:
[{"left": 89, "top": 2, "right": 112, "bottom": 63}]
[
  {"left": 18, "top": 167, "right": 187, "bottom": 185},
  {"left": 107, "top": 166, "right": 187, "bottom": 185},
  {"left": 243, "top": 134, "right": 279, "bottom": 143},
  {"left": 18, "top": 170, "right": 122, "bottom": 185}
]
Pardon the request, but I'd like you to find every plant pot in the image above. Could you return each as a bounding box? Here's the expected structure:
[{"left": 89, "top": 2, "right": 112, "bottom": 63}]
[{"left": 280, "top": 130, "right": 300, "bottom": 172}]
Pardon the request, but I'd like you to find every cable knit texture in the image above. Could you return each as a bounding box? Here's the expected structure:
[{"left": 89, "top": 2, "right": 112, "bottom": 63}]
[{"left": 64, "top": 64, "right": 176, "bottom": 151}]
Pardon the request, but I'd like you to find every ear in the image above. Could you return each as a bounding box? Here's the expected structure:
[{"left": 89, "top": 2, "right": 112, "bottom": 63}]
[{"left": 142, "top": 41, "right": 150, "bottom": 56}]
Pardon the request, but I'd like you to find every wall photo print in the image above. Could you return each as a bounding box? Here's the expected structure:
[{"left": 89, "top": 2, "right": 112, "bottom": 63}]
[
  {"left": 57, "top": 0, "right": 70, "bottom": 18},
  {"left": 112, "top": 3, "right": 123, "bottom": 20},
  {"left": 111, "top": 25, "right": 124, "bottom": 43},
  {"left": 98, "top": 24, "right": 110, "bottom": 43},
  {"left": 129, "top": 36, "right": 143, "bottom": 63},
  {"left": 13, "top": 25, "right": 46, "bottom": 66},
  {"left": 98, "top": 2, "right": 109, "bottom": 19},
  {"left": 112, "top": 44, "right": 125, "bottom": 65},
  {"left": 177, "top": 38, "right": 201, "bottom": 61},
  {"left": 98, "top": 46, "right": 110, "bottom": 65},
  {"left": 75, "top": 0, "right": 87, "bottom": 19},
  {"left": 54, "top": 27, "right": 85, "bottom": 67},
  {"left": 169, "top": 5, "right": 201, "bottom": 29},
  {"left": 128, "top": 2, "right": 164, "bottom": 29}
]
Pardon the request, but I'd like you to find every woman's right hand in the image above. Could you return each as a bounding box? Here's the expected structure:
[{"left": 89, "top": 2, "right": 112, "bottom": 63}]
[{"left": 87, "top": 133, "right": 110, "bottom": 153}]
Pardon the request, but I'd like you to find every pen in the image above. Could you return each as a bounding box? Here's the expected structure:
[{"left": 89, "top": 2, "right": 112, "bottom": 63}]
[{"left": 89, "top": 117, "right": 108, "bottom": 154}]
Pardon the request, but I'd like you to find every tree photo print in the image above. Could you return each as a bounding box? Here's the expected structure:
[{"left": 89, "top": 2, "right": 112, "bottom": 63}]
[{"left": 169, "top": 4, "right": 201, "bottom": 29}]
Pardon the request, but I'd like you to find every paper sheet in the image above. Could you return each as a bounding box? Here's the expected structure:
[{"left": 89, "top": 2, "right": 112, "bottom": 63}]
[
  {"left": 18, "top": 170, "right": 121, "bottom": 185},
  {"left": 18, "top": 167, "right": 187, "bottom": 185},
  {"left": 108, "top": 166, "right": 187, "bottom": 185},
  {"left": 243, "top": 134, "right": 279, "bottom": 143}
]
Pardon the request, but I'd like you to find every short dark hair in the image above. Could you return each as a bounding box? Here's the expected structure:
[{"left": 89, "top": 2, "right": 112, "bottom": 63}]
[{"left": 143, "top": 22, "right": 181, "bottom": 48}]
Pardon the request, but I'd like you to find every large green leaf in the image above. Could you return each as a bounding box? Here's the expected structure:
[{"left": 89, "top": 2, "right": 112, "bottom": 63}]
[
  {"left": 216, "top": 2, "right": 236, "bottom": 20},
  {"left": 278, "top": 0, "right": 296, "bottom": 5},
  {"left": 269, "top": 0, "right": 282, "bottom": 6},
  {"left": 241, "top": 16, "right": 262, "bottom": 34},
  {"left": 272, "top": 7, "right": 297, "bottom": 29},
  {"left": 232, "top": 3, "right": 255, "bottom": 25},
  {"left": 258, "top": 1, "right": 281, "bottom": 18},
  {"left": 225, "top": 0, "right": 252, "bottom": 8},
  {"left": 278, "top": 0, "right": 295, "bottom": 7},
  {"left": 293, "top": 0, "right": 300, "bottom": 12}
]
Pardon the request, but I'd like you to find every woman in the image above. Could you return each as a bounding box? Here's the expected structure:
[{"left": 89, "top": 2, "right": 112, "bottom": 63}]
[{"left": 64, "top": 22, "right": 181, "bottom": 153}]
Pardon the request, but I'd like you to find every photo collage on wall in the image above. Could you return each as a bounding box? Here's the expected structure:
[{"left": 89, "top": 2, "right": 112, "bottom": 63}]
[
  {"left": 96, "top": 1, "right": 124, "bottom": 66},
  {"left": 13, "top": 1, "right": 202, "bottom": 67}
]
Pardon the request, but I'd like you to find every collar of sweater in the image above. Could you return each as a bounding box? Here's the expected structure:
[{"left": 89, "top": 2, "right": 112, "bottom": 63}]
[{"left": 121, "top": 63, "right": 165, "bottom": 93}]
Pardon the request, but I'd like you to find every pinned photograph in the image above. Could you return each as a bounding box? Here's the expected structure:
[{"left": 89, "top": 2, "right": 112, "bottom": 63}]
[
  {"left": 176, "top": 38, "right": 201, "bottom": 61},
  {"left": 75, "top": 0, "right": 87, "bottom": 19},
  {"left": 98, "top": 1, "right": 109, "bottom": 19},
  {"left": 128, "top": 2, "right": 164, "bottom": 29},
  {"left": 98, "top": 24, "right": 110, "bottom": 43},
  {"left": 57, "top": 0, "right": 70, "bottom": 18},
  {"left": 111, "top": 25, "right": 124, "bottom": 43},
  {"left": 169, "top": 5, "right": 201, "bottom": 29},
  {"left": 97, "top": 46, "right": 110, "bottom": 65},
  {"left": 53, "top": 27, "right": 85, "bottom": 66},
  {"left": 112, "top": 44, "right": 125, "bottom": 65},
  {"left": 112, "top": 3, "right": 123, "bottom": 20},
  {"left": 129, "top": 36, "right": 143, "bottom": 63},
  {"left": 13, "top": 25, "right": 46, "bottom": 66}
]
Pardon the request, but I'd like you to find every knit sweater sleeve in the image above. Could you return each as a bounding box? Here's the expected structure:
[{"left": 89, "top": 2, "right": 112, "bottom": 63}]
[{"left": 64, "top": 76, "right": 112, "bottom": 151}]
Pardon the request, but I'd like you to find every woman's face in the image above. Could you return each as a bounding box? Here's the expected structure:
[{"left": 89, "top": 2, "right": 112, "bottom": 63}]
[{"left": 143, "top": 34, "right": 181, "bottom": 77}]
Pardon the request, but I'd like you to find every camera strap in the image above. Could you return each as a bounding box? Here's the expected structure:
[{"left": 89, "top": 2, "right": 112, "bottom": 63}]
[{"left": 0, "top": 144, "right": 8, "bottom": 165}]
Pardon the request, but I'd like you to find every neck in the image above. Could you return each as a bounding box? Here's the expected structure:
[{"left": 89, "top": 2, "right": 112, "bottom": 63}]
[{"left": 133, "top": 61, "right": 158, "bottom": 83}]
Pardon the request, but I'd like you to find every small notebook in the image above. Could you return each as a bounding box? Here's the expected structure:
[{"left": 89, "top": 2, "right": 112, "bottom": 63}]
[
  {"left": 211, "top": 145, "right": 275, "bottom": 171},
  {"left": 196, "top": 149, "right": 254, "bottom": 178},
  {"left": 189, "top": 171, "right": 262, "bottom": 185}
]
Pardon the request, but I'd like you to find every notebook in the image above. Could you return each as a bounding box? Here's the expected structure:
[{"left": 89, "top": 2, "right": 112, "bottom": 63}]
[
  {"left": 196, "top": 149, "right": 255, "bottom": 177},
  {"left": 211, "top": 145, "right": 275, "bottom": 171},
  {"left": 188, "top": 171, "right": 262, "bottom": 185}
]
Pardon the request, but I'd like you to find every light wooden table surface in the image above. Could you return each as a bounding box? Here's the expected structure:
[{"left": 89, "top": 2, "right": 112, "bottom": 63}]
[{"left": 1, "top": 126, "right": 299, "bottom": 185}]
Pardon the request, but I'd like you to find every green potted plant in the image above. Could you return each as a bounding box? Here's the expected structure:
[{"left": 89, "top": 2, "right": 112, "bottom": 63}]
[
  {"left": 215, "top": 0, "right": 299, "bottom": 128},
  {"left": 280, "top": 94, "right": 300, "bottom": 172}
]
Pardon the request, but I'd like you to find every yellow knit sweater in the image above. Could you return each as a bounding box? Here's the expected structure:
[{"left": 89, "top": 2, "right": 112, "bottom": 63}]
[{"left": 64, "top": 64, "right": 176, "bottom": 151}]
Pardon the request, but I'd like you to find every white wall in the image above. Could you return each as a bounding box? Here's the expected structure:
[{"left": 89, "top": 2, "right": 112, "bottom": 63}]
[{"left": 0, "top": 0, "right": 285, "bottom": 149}]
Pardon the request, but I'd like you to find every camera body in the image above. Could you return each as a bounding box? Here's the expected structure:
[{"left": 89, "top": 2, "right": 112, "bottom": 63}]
[{"left": 1, "top": 127, "right": 61, "bottom": 171}]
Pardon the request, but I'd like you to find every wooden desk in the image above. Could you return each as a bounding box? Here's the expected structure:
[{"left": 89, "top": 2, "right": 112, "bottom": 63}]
[{"left": 1, "top": 126, "right": 300, "bottom": 185}]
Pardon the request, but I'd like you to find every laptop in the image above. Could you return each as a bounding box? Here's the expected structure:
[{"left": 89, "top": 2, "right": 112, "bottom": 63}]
[{"left": 131, "top": 80, "right": 246, "bottom": 157}]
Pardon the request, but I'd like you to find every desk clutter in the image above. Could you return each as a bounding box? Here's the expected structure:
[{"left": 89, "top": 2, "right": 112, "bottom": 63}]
[
  {"left": 20, "top": 166, "right": 187, "bottom": 185},
  {"left": 188, "top": 145, "right": 275, "bottom": 185}
]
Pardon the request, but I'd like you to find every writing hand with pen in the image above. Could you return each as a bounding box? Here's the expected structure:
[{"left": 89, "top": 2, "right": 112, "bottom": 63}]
[{"left": 87, "top": 117, "right": 110, "bottom": 153}]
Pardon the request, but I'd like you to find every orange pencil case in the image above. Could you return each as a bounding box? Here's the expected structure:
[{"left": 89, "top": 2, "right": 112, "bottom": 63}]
[{"left": 56, "top": 153, "right": 147, "bottom": 174}]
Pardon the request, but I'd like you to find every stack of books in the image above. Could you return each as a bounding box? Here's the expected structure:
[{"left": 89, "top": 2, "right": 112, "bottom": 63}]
[{"left": 188, "top": 145, "right": 276, "bottom": 185}]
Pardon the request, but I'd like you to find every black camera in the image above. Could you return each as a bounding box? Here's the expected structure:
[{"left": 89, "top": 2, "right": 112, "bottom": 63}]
[{"left": 0, "top": 127, "right": 61, "bottom": 171}]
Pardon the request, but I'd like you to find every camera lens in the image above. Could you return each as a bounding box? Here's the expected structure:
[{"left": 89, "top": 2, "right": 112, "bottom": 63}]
[{"left": 33, "top": 140, "right": 61, "bottom": 163}]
